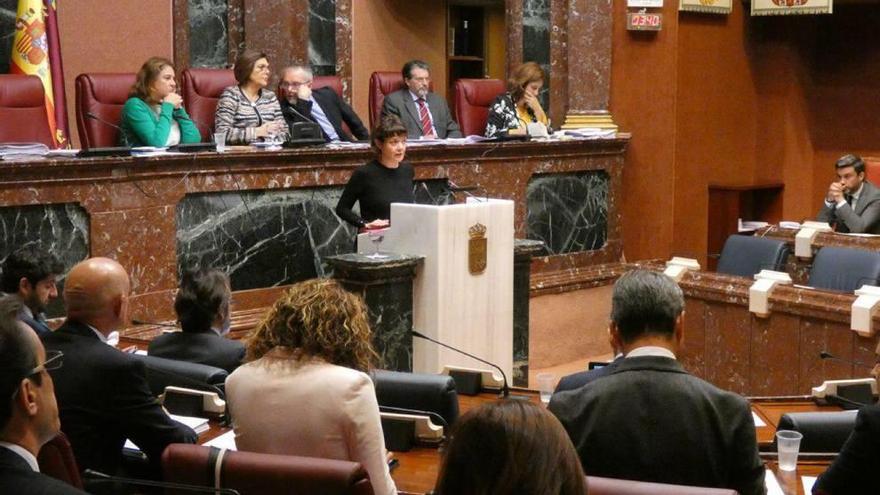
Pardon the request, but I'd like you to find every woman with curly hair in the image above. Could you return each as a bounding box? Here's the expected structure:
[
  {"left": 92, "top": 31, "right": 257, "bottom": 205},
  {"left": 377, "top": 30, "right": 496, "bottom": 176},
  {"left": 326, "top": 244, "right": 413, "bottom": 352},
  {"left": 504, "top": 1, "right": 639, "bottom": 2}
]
[{"left": 225, "top": 278, "right": 396, "bottom": 495}]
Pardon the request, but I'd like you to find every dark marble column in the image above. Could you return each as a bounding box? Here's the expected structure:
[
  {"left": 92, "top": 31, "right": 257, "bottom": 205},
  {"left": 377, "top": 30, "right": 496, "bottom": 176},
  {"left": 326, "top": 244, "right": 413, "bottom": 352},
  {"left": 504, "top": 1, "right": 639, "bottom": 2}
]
[
  {"left": 327, "top": 253, "right": 424, "bottom": 372},
  {"left": 513, "top": 239, "right": 545, "bottom": 386}
]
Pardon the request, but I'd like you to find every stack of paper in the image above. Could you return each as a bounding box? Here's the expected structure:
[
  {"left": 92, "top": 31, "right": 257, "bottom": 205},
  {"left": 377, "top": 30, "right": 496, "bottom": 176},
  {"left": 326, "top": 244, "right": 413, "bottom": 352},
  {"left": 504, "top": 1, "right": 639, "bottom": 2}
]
[
  {"left": 558, "top": 128, "right": 617, "bottom": 139},
  {"left": 123, "top": 414, "right": 209, "bottom": 451},
  {"left": 0, "top": 142, "right": 50, "bottom": 161}
]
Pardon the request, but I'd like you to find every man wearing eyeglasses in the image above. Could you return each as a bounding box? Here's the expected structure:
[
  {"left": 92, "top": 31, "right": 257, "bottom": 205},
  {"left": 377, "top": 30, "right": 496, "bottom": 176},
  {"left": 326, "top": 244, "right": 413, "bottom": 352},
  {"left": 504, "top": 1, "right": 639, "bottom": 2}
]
[
  {"left": 41, "top": 258, "right": 197, "bottom": 476},
  {"left": 0, "top": 296, "right": 86, "bottom": 494},
  {"left": 381, "top": 60, "right": 462, "bottom": 139}
]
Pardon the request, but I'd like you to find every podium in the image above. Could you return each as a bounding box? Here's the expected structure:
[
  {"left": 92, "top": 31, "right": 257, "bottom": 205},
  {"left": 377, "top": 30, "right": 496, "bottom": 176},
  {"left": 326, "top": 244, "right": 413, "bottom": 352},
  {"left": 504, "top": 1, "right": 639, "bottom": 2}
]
[{"left": 358, "top": 198, "right": 514, "bottom": 380}]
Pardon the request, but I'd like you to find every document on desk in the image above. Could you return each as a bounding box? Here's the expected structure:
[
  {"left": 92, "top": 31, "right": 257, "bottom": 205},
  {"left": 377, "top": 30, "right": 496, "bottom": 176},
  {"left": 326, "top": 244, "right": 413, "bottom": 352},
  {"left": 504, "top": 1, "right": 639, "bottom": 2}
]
[
  {"left": 124, "top": 414, "right": 209, "bottom": 451},
  {"left": 765, "top": 469, "right": 784, "bottom": 495},
  {"left": 203, "top": 430, "right": 237, "bottom": 451},
  {"left": 752, "top": 411, "right": 767, "bottom": 427},
  {"left": 802, "top": 476, "right": 817, "bottom": 493}
]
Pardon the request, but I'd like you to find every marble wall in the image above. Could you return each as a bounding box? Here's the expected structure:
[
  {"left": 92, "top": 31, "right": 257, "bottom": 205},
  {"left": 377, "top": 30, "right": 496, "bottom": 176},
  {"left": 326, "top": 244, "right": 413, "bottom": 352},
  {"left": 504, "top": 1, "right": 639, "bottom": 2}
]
[
  {"left": 188, "top": 0, "right": 229, "bottom": 68},
  {"left": 526, "top": 171, "right": 609, "bottom": 255},
  {"left": 0, "top": 203, "right": 90, "bottom": 317},
  {"left": 522, "top": 0, "right": 551, "bottom": 111},
  {"left": 0, "top": 0, "right": 17, "bottom": 74},
  {"left": 309, "top": 0, "right": 336, "bottom": 76}
]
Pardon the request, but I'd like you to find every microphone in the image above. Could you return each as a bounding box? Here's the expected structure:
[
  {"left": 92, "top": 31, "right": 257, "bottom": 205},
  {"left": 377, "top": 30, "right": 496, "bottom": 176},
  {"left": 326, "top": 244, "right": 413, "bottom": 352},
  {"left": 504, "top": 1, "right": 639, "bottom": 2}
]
[
  {"left": 378, "top": 405, "right": 449, "bottom": 429},
  {"left": 85, "top": 112, "right": 131, "bottom": 148},
  {"left": 281, "top": 101, "right": 317, "bottom": 124},
  {"left": 819, "top": 351, "right": 876, "bottom": 369},
  {"left": 131, "top": 318, "right": 178, "bottom": 329},
  {"left": 447, "top": 180, "right": 489, "bottom": 202},
  {"left": 411, "top": 329, "right": 512, "bottom": 399},
  {"left": 83, "top": 469, "right": 240, "bottom": 494}
]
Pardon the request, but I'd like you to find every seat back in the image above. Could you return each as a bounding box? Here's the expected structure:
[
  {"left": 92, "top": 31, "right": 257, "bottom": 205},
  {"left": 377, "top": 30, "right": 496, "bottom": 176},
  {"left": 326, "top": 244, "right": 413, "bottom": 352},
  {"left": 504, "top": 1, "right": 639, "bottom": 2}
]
[
  {"left": 586, "top": 476, "right": 738, "bottom": 495},
  {"left": 313, "top": 75, "right": 343, "bottom": 99},
  {"left": 37, "top": 431, "right": 84, "bottom": 489},
  {"left": 181, "top": 68, "right": 236, "bottom": 139},
  {"left": 808, "top": 246, "right": 880, "bottom": 292},
  {"left": 864, "top": 156, "right": 880, "bottom": 182},
  {"left": 372, "top": 370, "right": 459, "bottom": 426},
  {"left": 131, "top": 354, "right": 228, "bottom": 398},
  {"left": 75, "top": 73, "right": 135, "bottom": 148},
  {"left": 715, "top": 235, "right": 790, "bottom": 278},
  {"left": 453, "top": 79, "right": 505, "bottom": 137},
  {"left": 162, "top": 444, "right": 374, "bottom": 495},
  {"left": 0, "top": 74, "right": 55, "bottom": 147},
  {"left": 368, "top": 71, "right": 405, "bottom": 130},
  {"left": 777, "top": 411, "right": 858, "bottom": 453}
]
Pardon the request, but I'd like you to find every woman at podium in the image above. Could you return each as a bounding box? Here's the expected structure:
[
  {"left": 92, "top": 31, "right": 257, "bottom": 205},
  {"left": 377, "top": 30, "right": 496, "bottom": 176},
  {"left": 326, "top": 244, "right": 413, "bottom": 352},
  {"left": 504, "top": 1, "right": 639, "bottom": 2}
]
[{"left": 335, "top": 115, "right": 414, "bottom": 230}]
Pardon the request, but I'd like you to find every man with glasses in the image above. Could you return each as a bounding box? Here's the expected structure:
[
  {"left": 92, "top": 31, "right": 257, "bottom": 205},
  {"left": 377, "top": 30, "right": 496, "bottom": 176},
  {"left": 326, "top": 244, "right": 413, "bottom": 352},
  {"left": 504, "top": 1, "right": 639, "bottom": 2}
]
[
  {"left": 1, "top": 246, "right": 65, "bottom": 336},
  {"left": 41, "top": 258, "right": 197, "bottom": 476},
  {"left": 0, "top": 296, "right": 86, "bottom": 494},
  {"left": 381, "top": 60, "right": 462, "bottom": 139},
  {"left": 277, "top": 65, "right": 369, "bottom": 143}
]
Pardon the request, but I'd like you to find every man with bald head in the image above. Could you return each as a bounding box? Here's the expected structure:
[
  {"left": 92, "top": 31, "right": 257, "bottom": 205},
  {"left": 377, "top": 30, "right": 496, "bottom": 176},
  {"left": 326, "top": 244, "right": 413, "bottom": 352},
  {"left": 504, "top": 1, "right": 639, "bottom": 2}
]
[{"left": 41, "top": 258, "right": 196, "bottom": 476}]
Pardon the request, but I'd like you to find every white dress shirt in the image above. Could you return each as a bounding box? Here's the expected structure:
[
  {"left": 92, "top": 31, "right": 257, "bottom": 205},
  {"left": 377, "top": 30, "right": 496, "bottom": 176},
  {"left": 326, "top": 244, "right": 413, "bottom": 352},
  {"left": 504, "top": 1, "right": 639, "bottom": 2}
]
[
  {"left": 625, "top": 346, "right": 677, "bottom": 360},
  {"left": 0, "top": 441, "right": 39, "bottom": 472}
]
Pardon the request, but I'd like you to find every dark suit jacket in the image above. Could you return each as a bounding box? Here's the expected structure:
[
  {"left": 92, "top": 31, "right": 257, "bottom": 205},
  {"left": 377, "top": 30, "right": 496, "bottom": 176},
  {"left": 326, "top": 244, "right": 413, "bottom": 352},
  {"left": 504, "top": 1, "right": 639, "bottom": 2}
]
[
  {"left": 41, "top": 320, "right": 197, "bottom": 475},
  {"left": 147, "top": 330, "right": 245, "bottom": 373},
  {"left": 813, "top": 403, "right": 880, "bottom": 494},
  {"left": 816, "top": 180, "right": 880, "bottom": 234},
  {"left": 280, "top": 87, "right": 369, "bottom": 142},
  {"left": 0, "top": 446, "right": 87, "bottom": 494},
  {"left": 381, "top": 89, "right": 462, "bottom": 139},
  {"left": 553, "top": 356, "right": 622, "bottom": 394},
  {"left": 549, "top": 356, "right": 765, "bottom": 495}
]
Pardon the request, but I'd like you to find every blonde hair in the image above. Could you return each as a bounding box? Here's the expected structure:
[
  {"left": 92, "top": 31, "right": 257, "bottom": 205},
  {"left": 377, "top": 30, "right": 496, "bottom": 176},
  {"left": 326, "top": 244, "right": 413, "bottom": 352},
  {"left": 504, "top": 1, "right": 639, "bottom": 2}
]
[{"left": 246, "top": 278, "right": 380, "bottom": 372}]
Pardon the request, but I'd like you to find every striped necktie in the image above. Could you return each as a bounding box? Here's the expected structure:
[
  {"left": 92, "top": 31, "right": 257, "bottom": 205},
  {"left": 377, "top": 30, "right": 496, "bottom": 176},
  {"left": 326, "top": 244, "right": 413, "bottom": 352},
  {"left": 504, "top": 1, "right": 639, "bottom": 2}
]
[{"left": 417, "top": 98, "right": 433, "bottom": 137}]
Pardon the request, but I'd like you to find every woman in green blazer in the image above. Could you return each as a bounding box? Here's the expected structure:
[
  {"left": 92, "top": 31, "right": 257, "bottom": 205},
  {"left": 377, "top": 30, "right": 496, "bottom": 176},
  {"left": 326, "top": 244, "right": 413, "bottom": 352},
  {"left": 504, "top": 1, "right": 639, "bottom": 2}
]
[{"left": 119, "top": 57, "right": 201, "bottom": 147}]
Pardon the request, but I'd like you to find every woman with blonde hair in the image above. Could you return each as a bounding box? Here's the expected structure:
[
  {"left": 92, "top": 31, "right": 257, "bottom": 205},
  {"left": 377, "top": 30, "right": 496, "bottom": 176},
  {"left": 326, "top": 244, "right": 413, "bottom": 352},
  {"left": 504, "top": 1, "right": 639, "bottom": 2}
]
[{"left": 225, "top": 278, "right": 396, "bottom": 495}]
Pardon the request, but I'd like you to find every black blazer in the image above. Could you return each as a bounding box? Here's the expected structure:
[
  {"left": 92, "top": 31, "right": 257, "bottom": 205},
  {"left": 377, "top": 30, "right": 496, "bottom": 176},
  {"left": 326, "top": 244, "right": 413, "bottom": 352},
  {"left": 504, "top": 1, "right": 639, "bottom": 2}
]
[
  {"left": 280, "top": 87, "right": 369, "bottom": 142},
  {"left": 0, "top": 446, "right": 87, "bottom": 494},
  {"left": 40, "top": 320, "right": 197, "bottom": 475},
  {"left": 549, "top": 356, "right": 765, "bottom": 495},
  {"left": 553, "top": 356, "right": 622, "bottom": 394},
  {"left": 147, "top": 330, "right": 245, "bottom": 373},
  {"left": 814, "top": 403, "right": 880, "bottom": 494}
]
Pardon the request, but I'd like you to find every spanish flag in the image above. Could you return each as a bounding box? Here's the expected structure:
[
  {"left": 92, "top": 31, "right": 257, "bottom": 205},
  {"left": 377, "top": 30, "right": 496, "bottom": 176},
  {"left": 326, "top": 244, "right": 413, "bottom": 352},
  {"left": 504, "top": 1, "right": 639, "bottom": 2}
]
[{"left": 10, "top": 0, "right": 69, "bottom": 148}]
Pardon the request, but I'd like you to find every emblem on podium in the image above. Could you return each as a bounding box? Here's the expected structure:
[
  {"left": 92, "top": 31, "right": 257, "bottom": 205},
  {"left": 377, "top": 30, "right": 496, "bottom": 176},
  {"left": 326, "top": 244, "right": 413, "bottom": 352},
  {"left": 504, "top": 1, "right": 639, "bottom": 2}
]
[{"left": 468, "top": 223, "right": 487, "bottom": 275}]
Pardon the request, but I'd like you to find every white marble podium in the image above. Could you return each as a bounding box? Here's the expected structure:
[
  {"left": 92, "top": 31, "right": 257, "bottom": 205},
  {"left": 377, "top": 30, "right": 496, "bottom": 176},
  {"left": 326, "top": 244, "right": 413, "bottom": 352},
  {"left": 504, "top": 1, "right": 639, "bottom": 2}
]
[{"left": 357, "top": 198, "right": 514, "bottom": 379}]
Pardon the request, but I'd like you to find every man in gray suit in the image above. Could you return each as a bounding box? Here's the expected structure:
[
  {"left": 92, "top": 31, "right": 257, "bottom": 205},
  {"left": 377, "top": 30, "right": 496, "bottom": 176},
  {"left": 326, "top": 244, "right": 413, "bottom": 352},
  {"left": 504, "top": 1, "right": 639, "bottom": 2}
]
[
  {"left": 381, "top": 60, "right": 462, "bottom": 139},
  {"left": 817, "top": 154, "right": 880, "bottom": 234},
  {"left": 549, "top": 270, "right": 765, "bottom": 495}
]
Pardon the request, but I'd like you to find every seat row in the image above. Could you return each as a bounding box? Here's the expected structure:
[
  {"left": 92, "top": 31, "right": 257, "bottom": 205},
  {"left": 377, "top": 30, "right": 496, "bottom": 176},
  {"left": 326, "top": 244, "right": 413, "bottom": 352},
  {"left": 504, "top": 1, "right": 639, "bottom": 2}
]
[{"left": 0, "top": 70, "right": 508, "bottom": 148}]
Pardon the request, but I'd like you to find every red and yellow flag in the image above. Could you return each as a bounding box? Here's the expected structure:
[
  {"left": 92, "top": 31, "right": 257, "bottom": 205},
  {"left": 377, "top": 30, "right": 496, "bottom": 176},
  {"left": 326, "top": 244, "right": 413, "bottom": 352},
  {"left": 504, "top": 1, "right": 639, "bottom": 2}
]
[{"left": 10, "top": 0, "right": 69, "bottom": 148}]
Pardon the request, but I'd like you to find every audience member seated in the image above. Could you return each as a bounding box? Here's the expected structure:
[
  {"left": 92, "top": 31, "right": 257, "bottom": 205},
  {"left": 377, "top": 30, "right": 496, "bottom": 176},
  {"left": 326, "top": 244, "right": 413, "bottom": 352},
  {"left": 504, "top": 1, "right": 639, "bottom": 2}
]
[
  {"left": 554, "top": 336, "right": 622, "bottom": 394},
  {"left": 381, "top": 60, "right": 462, "bottom": 139},
  {"left": 549, "top": 270, "right": 764, "bottom": 495},
  {"left": 225, "top": 278, "right": 397, "bottom": 495},
  {"left": 214, "top": 50, "right": 288, "bottom": 145},
  {"left": 41, "top": 258, "right": 197, "bottom": 475},
  {"left": 335, "top": 115, "right": 414, "bottom": 230},
  {"left": 0, "top": 296, "right": 87, "bottom": 494},
  {"left": 119, "top": 57, "right": 201, "bottom": 147},
  {"left": 1, "top": 247, "right": 63, "bottom": 336},
  {"left": 813, "top": 403, "right": 880, "bottom": 494},
  {"left": 484, "top": 61, "right": 550, "bottom": 138},
  {"left": 433, "top": 400, "right": 587, "bottom": 495},
  {"left": 148, "top": 268, "right": 244, "bottom": 373},
  {"left": 278, "top": 65, "right": 369, "bottom": 143},
  {"left": 816, "top": 154, "right": 880, "bottom": 234}
]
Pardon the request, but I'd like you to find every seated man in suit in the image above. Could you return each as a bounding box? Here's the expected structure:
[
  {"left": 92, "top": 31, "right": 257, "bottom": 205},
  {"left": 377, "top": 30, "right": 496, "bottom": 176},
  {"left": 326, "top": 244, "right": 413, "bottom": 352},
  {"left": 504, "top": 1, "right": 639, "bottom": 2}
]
[
  {"left": 381, "top": 60, "right": 462, "bottom": 139},
  {"left": 813, "top": 402, "right": 880, "bottom": 494},
  {"left": 817, "top": 154, "right": 880, "bottom": 234},
  {"left": 0, "top": 296, "right": 86, "bottom": 494},
  {"left": 41, "top": 258, "right": 197, "bottom": 476},
  {"left": 549, "top": 270, "right": 764, "bottom": 495},
  {"left": 0, "top": 246, "right": 64, "bottom": 336},
  {"left": 278, "top": 65, "right": 369, "bottom": 143},
  {"left": 148, "top": 268, "right": 245, "bottom": 373}
]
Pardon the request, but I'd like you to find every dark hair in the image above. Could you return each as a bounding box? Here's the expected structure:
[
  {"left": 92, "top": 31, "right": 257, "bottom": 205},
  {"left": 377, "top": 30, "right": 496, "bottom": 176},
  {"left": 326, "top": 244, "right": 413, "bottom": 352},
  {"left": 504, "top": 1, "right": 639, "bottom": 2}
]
[
  {"left": 402, "top": 60, "right": 430, "bottom": 80},
  {"left": 0, "top": 246, "right": 64, "bottom": 294},
  {"left": 835, "top": 154, "right": 865, "bottom": 175},
  {"left": 234, "top": 50, "right": 269, "bottom": 86},
  {"left": 130, "top": 56, "right": 174, "bottom": 101},
  {"left": 175, "top": 269, "right": 230, "bottom": 334},
  {"left": 370, "top": 114, "right": 408, "bottom": 154},
  {"left": 611, "top": 269, "right": 684, "bottom": 343},
  {"left": 508, "top": 61, "right": 546, "bottom": 102},
  {"left": 0, "top": 295, "right": 39, "bottom": 430},
  {"left": 434, "top": 400, "right": 587, "bottom": 495}
]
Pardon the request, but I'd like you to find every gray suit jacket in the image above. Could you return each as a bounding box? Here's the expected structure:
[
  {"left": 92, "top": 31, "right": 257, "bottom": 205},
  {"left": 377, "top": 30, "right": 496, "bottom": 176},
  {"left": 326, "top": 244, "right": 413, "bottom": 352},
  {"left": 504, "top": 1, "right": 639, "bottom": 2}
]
[
  {"left": 549, "top": 356, "right": 765, "bottom": 495},
  {"left": 381, "top": 89, "right": 462, "bottom": 139},
  {"left": 816, "top": 180, "right": 880, "bottom": 234}
]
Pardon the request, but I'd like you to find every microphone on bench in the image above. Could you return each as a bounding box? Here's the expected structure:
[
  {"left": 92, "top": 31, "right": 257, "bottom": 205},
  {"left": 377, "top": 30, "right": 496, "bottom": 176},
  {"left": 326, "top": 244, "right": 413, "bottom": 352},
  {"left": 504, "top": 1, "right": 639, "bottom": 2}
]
[
  {"left": 84, "top": 111, "right": 131, "bottom": 148},
  {"left": 131, "top": 318, "right": 179, "bottom": 329},
  {"left": 818, "top": 351, "right": 875, "bottom": 369}
]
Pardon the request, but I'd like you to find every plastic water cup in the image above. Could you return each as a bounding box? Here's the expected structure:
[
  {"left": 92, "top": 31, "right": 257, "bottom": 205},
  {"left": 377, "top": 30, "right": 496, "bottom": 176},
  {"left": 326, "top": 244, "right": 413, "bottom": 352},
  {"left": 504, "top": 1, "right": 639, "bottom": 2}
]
[
  {"left": 536, "top": 372, "right": 556, "bottom": 405},
  {"left": 214, "top": 132, "right": 226, "bottom": 152},
  {"left": 776, "top": 430, "right": 803, "bottom": 471}
]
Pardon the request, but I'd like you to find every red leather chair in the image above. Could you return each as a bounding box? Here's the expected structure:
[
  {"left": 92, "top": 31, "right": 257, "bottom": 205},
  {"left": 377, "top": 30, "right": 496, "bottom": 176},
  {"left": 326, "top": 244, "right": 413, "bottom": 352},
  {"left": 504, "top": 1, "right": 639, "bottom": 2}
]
[
  {"left": 864, "top": 156, "right": 880, "bottom": 182},
  {"left": 313, "top": 75, "right": 343, "bottom": 99},
  {"left": 586, "top": 476, "right": 738, "bottom": 495},
  {"left": 368, "top": 71, "right": 404, "bottom": 130},
  {"left": 162, "top": 444, "right": 374, "bottom": 495},
  {"left": 453, "top": 78, "right": 505, "bottom": 137},
  {"left": 75, "top": 73, "right": 135, "bottom": 148},
  {"left": 37, "top": 432, "right": 84, "bottom": 489},
  {"left": 180, "top": 68, "right": 236, "bottom": 140},
  {"left": 0, "top": 74, "right": 55, "bottom": 147}
]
